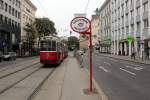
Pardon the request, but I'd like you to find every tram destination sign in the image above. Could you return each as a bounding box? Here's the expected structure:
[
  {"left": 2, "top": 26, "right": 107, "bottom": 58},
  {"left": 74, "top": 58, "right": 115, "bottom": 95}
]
[{"left": 70, "top": 17, "right": 90, "bottom": 33}]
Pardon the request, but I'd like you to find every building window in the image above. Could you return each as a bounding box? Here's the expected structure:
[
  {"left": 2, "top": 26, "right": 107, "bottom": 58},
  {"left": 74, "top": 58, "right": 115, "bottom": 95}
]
[
  {"left": 18, "top": 1, "right": 20, "bottom": 8},
  {"left": 0, "top": 14, "right": 3, "bottom": 22},
  {"left": 144, "top": 19, "right": 149, "bottom": 28},
  {"left": 5, "top": 3, "right": 8, "bottom": 12},
  {"left": 136, "top": 7, "right": 140, "bottom": 16},
  {"left": 12, "top": 8, "right": 14, "bottom": 16},
  {"left": 9, "top": 5, "right": 11, "bottom": 14},
  {"left": 0, "top": 0, "right": 3, "bottom": 9},
  {"left": 8, "top": 18, "right": 11, "bottom": 24},
  {"left": 18, "top": 12, "right": 20, "bottom": 19},
  {"left": 143, "top": 3, "right": 148, "bottom": 12},
  {"left": 5, "top": 17, "right": 8, "bottom": 24},
  {"left": 15, "top": 10, "right": 17, "bottom": 17}
]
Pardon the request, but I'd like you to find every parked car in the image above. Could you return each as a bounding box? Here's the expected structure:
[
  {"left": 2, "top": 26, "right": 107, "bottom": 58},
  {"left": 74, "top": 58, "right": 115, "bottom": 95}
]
[
  {"left": 3, "top": 52, "right": 16, "bottom": 61},
  {"left": 0, "top": 51, "right": 2, "bottom": 62}
]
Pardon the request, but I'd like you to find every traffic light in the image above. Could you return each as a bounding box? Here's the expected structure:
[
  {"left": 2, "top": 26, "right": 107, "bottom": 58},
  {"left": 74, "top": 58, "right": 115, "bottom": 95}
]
[{"left": 70, "top": 31, "right": 72, "bottom": 35}]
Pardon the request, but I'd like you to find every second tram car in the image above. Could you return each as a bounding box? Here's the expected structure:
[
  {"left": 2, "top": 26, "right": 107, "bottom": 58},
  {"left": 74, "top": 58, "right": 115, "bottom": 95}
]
[{"left": 40, "top": 36, "right": 68, "bottom": 65}]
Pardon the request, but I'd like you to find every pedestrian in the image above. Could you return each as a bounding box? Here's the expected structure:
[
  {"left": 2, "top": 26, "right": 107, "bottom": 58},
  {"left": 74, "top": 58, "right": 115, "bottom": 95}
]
[
  {"left": 131, "top": 47, "right": 136, "bottom": 59},
  {"left": 145, "top": 47, "right": 149, "bottom": 60},
  {"left": 80, "top": 52, "right": 84, "bottom": 68}
]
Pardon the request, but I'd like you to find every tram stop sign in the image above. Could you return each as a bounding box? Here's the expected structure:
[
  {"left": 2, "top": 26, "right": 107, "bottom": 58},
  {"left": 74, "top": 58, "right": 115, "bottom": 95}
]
[{"left": 70, "top": 17, "right": 91, "bottom": 33}]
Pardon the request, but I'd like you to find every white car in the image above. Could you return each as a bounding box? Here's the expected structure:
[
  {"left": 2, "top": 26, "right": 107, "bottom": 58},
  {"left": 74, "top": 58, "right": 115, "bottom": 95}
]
[{"left": 3, "top": 52, "right": 16, "bottom": 61}]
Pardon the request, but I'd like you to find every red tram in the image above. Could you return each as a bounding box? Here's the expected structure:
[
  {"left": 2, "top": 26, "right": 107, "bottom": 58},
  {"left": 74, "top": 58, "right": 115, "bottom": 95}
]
[{"left": 40, "top": 36, "right": 68, "bottom": 65}]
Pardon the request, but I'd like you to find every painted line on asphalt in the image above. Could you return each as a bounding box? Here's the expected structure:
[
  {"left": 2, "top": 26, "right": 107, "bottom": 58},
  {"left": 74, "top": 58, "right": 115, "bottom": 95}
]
[
  {"left": 126, "top": 65, "right": 144, "bottom": 71},
  {"left": 109, "top": 58, "right": 118, "bottom": 62},
  {"left": 104, "top": 62, "right": 111, "bottom": 66},
  {"left": 99, "top": 66, "right": 109, "bottom": 72},
  {"left": 120, "top": 68, "right": 136, "bottom": 76}
]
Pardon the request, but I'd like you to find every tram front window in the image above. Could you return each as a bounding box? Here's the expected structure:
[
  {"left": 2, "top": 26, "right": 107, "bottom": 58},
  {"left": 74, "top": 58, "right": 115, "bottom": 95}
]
[{"left": 40, "top": 41, "right": 56, "bottom": 51}]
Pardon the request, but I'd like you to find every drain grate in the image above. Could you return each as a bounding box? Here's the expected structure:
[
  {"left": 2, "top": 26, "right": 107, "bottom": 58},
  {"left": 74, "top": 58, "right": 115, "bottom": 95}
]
[{"left": 82, "top": 88, "right": 98, "bottom": 95}]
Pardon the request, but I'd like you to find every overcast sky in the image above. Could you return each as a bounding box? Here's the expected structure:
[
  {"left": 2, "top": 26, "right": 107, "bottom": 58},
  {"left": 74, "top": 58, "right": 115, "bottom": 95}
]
[{"left": 31, "top": 0, "right": 105, "bottom": 37}]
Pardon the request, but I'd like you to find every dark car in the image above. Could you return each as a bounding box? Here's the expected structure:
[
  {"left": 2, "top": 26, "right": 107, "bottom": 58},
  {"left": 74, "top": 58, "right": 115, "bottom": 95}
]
[
  {"left": 3, "top": 52, "right": 16, "bottom": 61},
  {"left": 0, "top": 51, "right": 2, "bottom": 62}
]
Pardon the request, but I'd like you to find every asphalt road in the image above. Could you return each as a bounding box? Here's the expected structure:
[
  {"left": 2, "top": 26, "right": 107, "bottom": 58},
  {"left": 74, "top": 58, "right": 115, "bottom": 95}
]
[{"left": 83, "top": 52, "right": 150, "bottom": 100}]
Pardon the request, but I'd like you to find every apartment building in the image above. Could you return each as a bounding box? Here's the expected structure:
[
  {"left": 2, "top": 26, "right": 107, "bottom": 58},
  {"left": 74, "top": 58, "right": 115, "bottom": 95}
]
[
  {"left": 111, "top": 0, "right": 150, "bottom": 57},
  {"left": 21, "top": 0, "right": 37, "bottom": 42},
  {"left": 98, "top": 0, "right": 111, "bottom": 53},
  {"left": 91, "top": 14, "right": 100, "bottom": 46},
  {"left": 0, "top": 0, "right": 21, "bottom": 53}
]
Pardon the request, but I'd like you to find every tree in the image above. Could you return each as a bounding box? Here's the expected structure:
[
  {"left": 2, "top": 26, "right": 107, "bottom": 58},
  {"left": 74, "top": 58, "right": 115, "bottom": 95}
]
[
  {"left": 68, "top": 36, "right": 79, "bottom": 50},
  {"left": 24, "top": 23, "right": 37, "bottom": 55},
  {"left": 34, "top": 18, "right": 56, "bottom": 47}
]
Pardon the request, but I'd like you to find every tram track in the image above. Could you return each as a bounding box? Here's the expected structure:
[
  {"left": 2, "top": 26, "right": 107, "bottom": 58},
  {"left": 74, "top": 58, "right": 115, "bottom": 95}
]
[
  {"left": 0, "top": 65, "right": 42, "bottom": 95},
  {"left": 0, "top": 65, "right": 56, "bottom": 100},
  {"left": 0, "top": 58, "right": 39, "bottom": 73},
  {"left": 27, "top": 68, "right": 56, "bottom": 100},
  {"left": 0, "top": 61, "right": 39, "bottom": 79}
]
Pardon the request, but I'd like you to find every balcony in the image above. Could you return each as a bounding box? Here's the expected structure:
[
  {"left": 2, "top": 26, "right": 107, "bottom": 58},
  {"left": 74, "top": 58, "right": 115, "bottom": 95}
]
[
  {"left": 130, "top": 17, "right": 134, "bottom": 25},
  {"left": 142, "top": 0, "right": 148, "bottom": 4},
  {"left": 136, "top": 0, "right": 140, "bottom": 8},
  {"left": 136, "top": 15, "right": 141, "bottom": 23},
  {"left": 142, "top": 11, "right": 148, "bottom": 20}
]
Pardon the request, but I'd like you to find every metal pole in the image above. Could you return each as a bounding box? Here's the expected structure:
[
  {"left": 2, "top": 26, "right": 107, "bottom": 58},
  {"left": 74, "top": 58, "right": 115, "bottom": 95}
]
[{"left": 89, "top": 23, "right": 93, "bottom": 92}]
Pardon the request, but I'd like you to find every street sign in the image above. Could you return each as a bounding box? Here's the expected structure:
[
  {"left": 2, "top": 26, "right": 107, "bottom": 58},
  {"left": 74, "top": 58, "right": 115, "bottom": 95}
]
[
  {"left": 70, "top": 17, "right": 94, "bottom": 92},
  {"left": 0, "top": 39, "right": 7, "bottom": 48},
  {"left": 82, "top": 34, "right": 86, "bottom": 38},
  {"left": 70, "top": 17, "right": 90, "bottom": 33}
]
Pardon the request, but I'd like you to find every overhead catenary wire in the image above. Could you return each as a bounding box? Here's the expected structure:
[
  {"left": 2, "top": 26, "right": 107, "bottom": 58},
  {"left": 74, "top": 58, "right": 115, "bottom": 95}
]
[
  {"left": 36, "top": 0, "right": 49, "bottom": 17},
  {"left": 84, "top": 0, "right": 90, "bottom": 14}
]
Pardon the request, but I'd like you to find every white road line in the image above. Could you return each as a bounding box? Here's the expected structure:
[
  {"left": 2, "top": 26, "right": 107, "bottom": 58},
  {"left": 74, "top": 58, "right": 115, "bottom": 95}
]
[
  {"left": 120, "top": 68, "right": 136, "bottom": 76},
  {"left": 99, "top": 66, "right": 109, "bottom": 72},
  {"left": 104, "top": 62, "right": 111, "bottom": 66},
  {"left": 109, "top": 58, "right": 118, "bottom": 62},
  {"left": 126, "top": 65, "right": 144, "bottom": 71}
]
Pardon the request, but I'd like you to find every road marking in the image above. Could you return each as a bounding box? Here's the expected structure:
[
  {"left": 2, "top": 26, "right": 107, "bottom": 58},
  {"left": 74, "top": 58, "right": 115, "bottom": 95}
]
[
  {"left": 99, "top": 66, "right": 109, "bottom": 72},
  {"left": 109, "top": 58, "right": 118, "bottom": 62},
  {"left": 120, "top": 68, "right": 136, "bottom": 76},
  {"left": 126, "top": 65, "right": 144, "bottom": 71},
  {"left": 104, "top": 62, "right": 111, "bottom": 66}
]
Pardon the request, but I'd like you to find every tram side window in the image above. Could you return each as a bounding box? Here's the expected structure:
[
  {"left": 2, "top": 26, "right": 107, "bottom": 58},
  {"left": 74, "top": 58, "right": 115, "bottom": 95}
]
[
  {"left": 40, "top": 41, "right": 48, "bottom": 51},
  {"left": 51, "top": 41, "right": 56, "bottom": 51}
]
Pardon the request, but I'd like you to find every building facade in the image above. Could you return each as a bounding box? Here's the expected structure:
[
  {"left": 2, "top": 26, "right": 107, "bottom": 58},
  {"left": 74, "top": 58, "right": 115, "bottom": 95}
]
[
  {"left": 21, "top": 0, "right": 37, "bottom": 42},
  {"left": 91, "top": 14, "right": 100, "bottom": 46},
  {"left": 0, "top": 0, "right": 21, "bottom": 53},
  {"left": 98, "top": 0, "right": 111, "bottom": 53},
  {"left": 111, "top": 0, "right": 150, "bottom": 58}
]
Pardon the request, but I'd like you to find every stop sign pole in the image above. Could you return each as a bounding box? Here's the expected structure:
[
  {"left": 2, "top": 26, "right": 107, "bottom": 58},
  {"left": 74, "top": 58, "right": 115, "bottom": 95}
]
[{"left": 70, "top": 17, "right": 93, "bottom": 92}]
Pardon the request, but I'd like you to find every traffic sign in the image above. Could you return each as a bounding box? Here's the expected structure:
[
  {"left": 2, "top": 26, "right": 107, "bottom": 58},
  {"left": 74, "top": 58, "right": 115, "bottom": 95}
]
[
  {"left": 70, "top": 17, "right": 90, "bottom": 33},
  {"left": 0, "top": 39, "right": 7, "bottom": 48},
  {"left": 82, "top": 34, "right": 86, "bottom": 38}
]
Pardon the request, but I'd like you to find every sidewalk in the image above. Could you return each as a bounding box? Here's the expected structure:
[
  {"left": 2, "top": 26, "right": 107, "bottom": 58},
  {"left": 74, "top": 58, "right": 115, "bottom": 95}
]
[
  {"left": 33, "top": 53, "right": 105, "bottom": 100},
  {"left": 96, "top": 52, "right": 150, "bottom": 65}
]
